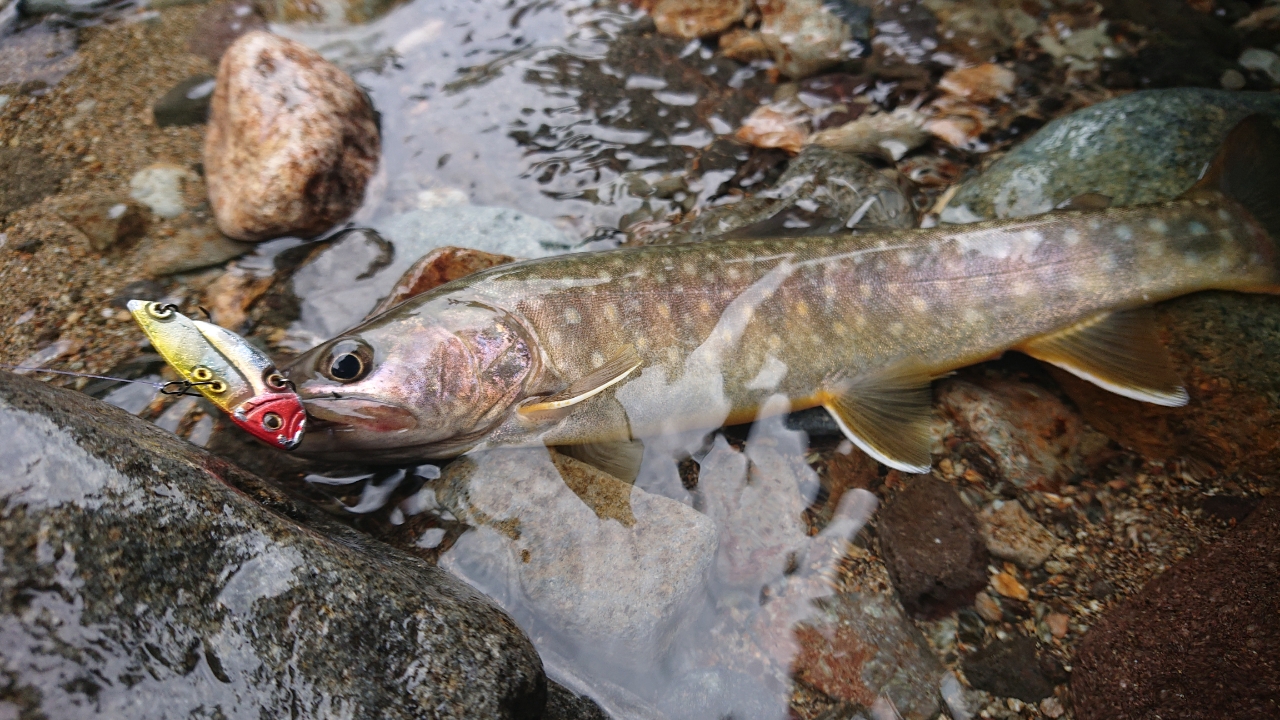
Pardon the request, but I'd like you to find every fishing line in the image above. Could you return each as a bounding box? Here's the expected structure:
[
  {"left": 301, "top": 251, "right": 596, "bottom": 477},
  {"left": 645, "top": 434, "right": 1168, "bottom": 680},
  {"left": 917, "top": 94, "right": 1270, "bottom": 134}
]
[{"left": 0, "top": 365, "right": 215, "bottom": 396}]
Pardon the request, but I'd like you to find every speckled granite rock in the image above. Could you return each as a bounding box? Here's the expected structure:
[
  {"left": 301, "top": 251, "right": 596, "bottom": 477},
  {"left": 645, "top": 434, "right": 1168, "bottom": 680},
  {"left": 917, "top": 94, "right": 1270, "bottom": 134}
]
[
  {"left": 0, "top": 371, "right": 545, "bottom": 719},
  {"left": 943, "top": 89, "right": 1280, "bottom": 222},
  {"left": 205, "top": 31, "right": 379, "bottom": 241}
]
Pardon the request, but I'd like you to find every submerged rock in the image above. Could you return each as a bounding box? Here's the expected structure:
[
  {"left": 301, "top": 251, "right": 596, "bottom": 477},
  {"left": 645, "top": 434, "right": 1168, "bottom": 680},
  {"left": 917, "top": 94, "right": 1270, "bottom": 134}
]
[
  {"left": 943, "top": 89, "right": 1280, "bottom": 222},
  {"left": 651, "top": 0, "right": 748, "bottom": 39},
  {"left": 153, "top": 74, "right": 216, "bottom": 127},
  {"left": 141, "top": 225, "right": 254, "bottom": 276},
  {"left": 52, "top": 193, "right": 146, "bottom": 252},
  {"left": 758, "top": 0, "right": 851, "bottom": 79},
  {"left": 961, "top": 636, "right": 1057, "bottom": 702},
  {"left": 0, "top": 371, "right": 546, "bottom": 718},
  {"left": 205, "top": 31, "right": 379, "bottom": 241},
  {"left": 877, "top": 477, "right": 989, "bottom": 618},
  {"left": 977, "top": 500, "right": 1059, "bottom": 569},
  {"left": 1072, "top": 497, "right": 1280, "bottom": 720}
]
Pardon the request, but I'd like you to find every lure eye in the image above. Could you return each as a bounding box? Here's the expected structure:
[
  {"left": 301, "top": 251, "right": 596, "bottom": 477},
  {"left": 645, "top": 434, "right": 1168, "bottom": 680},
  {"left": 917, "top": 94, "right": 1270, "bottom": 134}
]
[
  {"left": 321, "top": 339, "right": 373, "bottom": 383},
  {"left": 262, "top": 412, "right": 283, "bottom": 431}
]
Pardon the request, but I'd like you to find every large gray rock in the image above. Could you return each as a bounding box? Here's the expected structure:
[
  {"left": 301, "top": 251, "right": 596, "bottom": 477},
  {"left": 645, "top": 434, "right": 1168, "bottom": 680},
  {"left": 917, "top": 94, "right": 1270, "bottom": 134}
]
[
  {"left": 943, "top": 89, "right": 1280, "bottom": 222},
  {"left": 0, "top": 371, "right": 546, "bottom": 719}
]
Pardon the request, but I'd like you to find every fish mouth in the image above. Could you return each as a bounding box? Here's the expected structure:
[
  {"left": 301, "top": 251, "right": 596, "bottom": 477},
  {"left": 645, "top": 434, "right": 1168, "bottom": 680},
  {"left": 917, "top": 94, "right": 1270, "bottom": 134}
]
[{"left": 300, "top": 394, "right": 419, "bottom": 433}]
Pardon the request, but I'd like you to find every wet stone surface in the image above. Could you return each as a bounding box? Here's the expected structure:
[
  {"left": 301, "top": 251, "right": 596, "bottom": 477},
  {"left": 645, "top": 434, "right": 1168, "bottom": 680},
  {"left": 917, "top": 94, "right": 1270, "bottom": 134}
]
[{"left": 0, "top": 371, "right": 547, "bottom": 719}]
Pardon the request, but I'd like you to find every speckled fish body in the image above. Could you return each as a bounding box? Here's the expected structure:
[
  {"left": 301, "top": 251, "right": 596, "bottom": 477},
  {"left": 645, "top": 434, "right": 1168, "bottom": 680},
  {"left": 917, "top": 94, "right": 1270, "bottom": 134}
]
[{"left": 285, "top": 117, "right": 1280, "bottom": 470}]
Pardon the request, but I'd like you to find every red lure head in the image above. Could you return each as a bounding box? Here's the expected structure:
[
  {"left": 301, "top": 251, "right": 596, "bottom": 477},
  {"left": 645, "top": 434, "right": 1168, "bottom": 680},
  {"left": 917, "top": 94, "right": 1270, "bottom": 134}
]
[{"left": 231, "top": 392, "right": 308, "bottom": 450}]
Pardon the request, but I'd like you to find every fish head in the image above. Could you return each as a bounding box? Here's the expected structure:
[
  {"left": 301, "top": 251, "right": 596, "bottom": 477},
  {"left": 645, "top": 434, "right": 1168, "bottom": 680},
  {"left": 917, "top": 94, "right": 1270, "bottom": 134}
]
[{"left": 285, "top": 298, "right": 539, "bottom": 461}]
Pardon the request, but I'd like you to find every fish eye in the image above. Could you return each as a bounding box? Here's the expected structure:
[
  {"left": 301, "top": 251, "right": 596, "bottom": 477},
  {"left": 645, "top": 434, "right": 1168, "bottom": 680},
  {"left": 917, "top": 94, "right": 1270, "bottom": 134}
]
[{"left": 321, "top": 339, "right": 373, "bottom": 383}]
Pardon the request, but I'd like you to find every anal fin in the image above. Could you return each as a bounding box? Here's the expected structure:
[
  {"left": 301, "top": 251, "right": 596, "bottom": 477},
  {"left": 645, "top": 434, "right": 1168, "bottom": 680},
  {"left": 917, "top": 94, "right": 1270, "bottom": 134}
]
[
  {"left": 557, "top": 439, "right": 645, "bottom": 484},
  {"left": 519, "top": 347, "right": 642, "bottom": 416},
  {"left": 821, "top": 366, "right": 935, "bottom": 473},
  {"left": 1020, "top": 310, "right": 1188, "bottom": 407}
]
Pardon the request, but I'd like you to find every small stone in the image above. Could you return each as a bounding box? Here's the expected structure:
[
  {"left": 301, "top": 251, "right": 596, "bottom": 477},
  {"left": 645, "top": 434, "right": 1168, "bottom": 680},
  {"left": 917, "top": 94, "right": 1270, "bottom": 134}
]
[
  {"left": 1044, "top": 559, "right": 1070, "bottom": 575},
  {"left": 962, "top": 636, "right": 1055, "bottom": 702},
  {"left": 1220, "top": 69, "right": 1247, "bottom": 90},
  {"left": 129, "top": 163, "right": 196, "bottom": 219},
  {"left": 187, "top": 1, "right": 267, "bottom": 64},
  {"left": 735, "top": 102, "right": 809, "bottom": 153},
  {"left": 1240, "top": 48, "right": 1280, "bottom": 85},
  {"left": 758, "top": 0, "right": 850, "bottom": 79},
  {"left": 808, "top": 108, "right": 930, "bottom": 161},
  {"left": 204, "top": 263, "right": 276, "bottom": 330},
  {"left": 991, "top": 571, "right": 1029, "bottom": 601},
  {"left": 938, "top": 63, "right": 1017, "bottom": 103},
  {"left": 53, "top": 193, "right": 146, "bottom": 252},
  {"left": 974, "top": 591, "right": 1003, "bottom": 623},
  {"left": 979, "top": 500, "right": 1060, "bottom": 568},
  {"left": 141, "top": 225, "right": 254, "bottom": 276},
  {"left": 205, "top": 31, "right": 379, "bottom": 241},
  {"left": 153, "top": 74, "right": 216, "bottom": 127},
  {"left": 651, "top": 0, "right": 748, "bottom": 39},
  {"left": 1045, "top": 612, "right": 1069, "bottom": 639},
  {"left": 878, "top": 477, "right": 990, "bottom": 618},
  {"left": 1040, "top": 697, "right": 1065, "bottom": 719},
  {"left": 719, "top": 28, "right": 770, "bottom": 62}
]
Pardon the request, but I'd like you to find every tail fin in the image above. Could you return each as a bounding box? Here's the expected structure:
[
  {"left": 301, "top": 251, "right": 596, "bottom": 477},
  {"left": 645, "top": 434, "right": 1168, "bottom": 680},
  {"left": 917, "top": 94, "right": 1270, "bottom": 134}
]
[{"left": 1184, "top": 114, "right": 1280, "bottom": 240}]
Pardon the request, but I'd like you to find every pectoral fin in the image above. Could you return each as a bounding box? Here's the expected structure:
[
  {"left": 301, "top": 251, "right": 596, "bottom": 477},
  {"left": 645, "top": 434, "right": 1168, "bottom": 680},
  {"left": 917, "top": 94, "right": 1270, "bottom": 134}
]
[
  {"left": 519, "top": 347, "right": 642, "bottom": 416},
  {"left": 1020, "top": 311, "right": 1188, "bottom": 407},
  {"left": 821, "top": 367, "right": 934, "bottom": 474},
  {"left": 557, "top": 439, "right": 645, "bottom": 484}
]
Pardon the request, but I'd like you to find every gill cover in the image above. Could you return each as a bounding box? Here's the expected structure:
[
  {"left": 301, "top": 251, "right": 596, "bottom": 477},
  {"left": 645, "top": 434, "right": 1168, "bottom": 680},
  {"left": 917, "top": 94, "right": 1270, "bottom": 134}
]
[{"left": 127, "top": 300, "right": 306, "bottom": 450}]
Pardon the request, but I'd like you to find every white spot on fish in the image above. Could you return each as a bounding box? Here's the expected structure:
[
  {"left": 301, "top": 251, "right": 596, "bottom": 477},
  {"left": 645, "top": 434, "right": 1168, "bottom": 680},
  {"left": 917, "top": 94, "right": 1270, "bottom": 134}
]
[
  {"left": 859, "top": 285, "right": 872, "bottom": 299},
  {"left": 1063, "top": 228, "right": 1082, "bottom": 247},
  {"left": 1188, "top": 221, "right": 1208, "bottom": 236},
  {"left": 910, "top": 296, "right": 927, "bottom": 312},
  {"left": 1147, "top": 219, "right": 1168, "bottom": 234},
  {"left": 963, "top": 308, "right": 983, "bottom": 324},
  {"left": 727, "top": 267, "right": 741, "bottom": 281},
  {"left": 833, "top": 322, "right": 847, "bottom": 336},
  {"left": 889, "top": 322, "right": 904, "bottom": 336},
  {"left": 682, "top": 263, "right": 697, "bottom": 276},
  {"left": 564, "top": 308, "right": 580, "bottom": 325},
  {"left": 795, "top": 301, "right": 810, "bottom": 317},
  {"left": 1115, "top": 226, "right": 1133, "bottom": 241},
  {"left": 657, "top": 302, "right": 671, "bottom": 319},
  {"left": 1218, "top": 208, "right": 1233, "bottom": 222},
  {"left": 767, "top": 334, "right": 782, "bottom": 350},
  {"left": 598, "top": 271, "right": 612, "bottom": 282},
  {"left": 590, "top": 352, "right": 605, "bottom": 368},
  {"left": 603, "top": 304, "right": 619, "bottom": 323}
]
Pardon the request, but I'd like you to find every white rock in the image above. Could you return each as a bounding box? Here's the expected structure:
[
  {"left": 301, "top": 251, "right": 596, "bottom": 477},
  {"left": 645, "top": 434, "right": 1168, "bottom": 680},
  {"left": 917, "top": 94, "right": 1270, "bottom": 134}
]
[{"left": 129, "top": 163, "right": 194, "bottom": 218}]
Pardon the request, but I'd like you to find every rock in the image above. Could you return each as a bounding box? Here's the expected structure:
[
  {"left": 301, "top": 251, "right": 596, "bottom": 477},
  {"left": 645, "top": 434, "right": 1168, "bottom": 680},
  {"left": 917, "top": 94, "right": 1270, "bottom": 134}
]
[
  {"left": 990, "top": 571, "right": 1029, "bottom": 601},
  {"left": 962, "top": 636, "right": 1056, "bottom": 702},
  {"left": 790, "top": 592, "right": 946, "bottom": 718},
  {"left": 758, "top": 0, "right": 850, "bottom": 79},
  {"left": 376, "top": 204, "right": 565, "bottom": 263},
  {"left": 973, "top": 591, "right": 1002, "bottom": 623},
  {"left": 1221, "top": 68, "right": 1247, "bottom": 90},
  {"left": 140, "top": 225, "right": 254, "bottom": 276},
  {"left": 718, "top": 28, "right": 771, "bottom": 62},
  {"left": 187, "top": 1, "right": 268, "bottom": 64},
  {"left": 0, "top": 146, "right": 69, "bottom": 216},
  {"left": 203, "top": 263, "right": 276, "bottom": 330},
  {"left": 153, "top": 74, "right": 216, "bottom": 127},
  {"left": 257, "top": 0, "right": 408, "bottom": 25},
  {"left": 938, "top": 63, "right": 1016, "bottom": 103},
  {"left": 205, "top": 31, "right": 379, "bottom": 242},
  {"left": 651, "top": 0, "right": 748, "bottom": 39},
  {"left": 978, "top": 500, "right": 1060, "bottom": 568},
  {"left": 545, "top": 682, "right": 610, "bottom": 720},
  {"left": 1240, "top": 48, "right": 1280, "bottom": 84},
  {"left": 52, "top": 193, "right": 146, "bottom": 252},
  {"left": 877, "top": 477, "right": 990, "bottom": 618},
  {"left": 735, "top": 101, "right": 809, "bottom": 153},
  {"left": 943, "top": 89, "right": 1280, "bottom": 222},
  {"left": 0, "top": 371, "right": 546, "bottom": 718},
  {"left": 1072, "top": 497, "right": 1280, "bottom": 720},
  {"left": 434, "top": 448, "right": 718, "bottom": 679},
  {"left": 647, "top": 145, "right": 916, "bottom": 245},
  {"left": 808, "top": 107, "right": 930, "bottom": 161},
  {"left": 1044, "top": 612, "right": 1068, "bottom": 639},
  {"left": 936, "top": 376, "right": 1084, "bottom": 490},
  {"left": 367, "top": 245, "right": 515, "bottom": 316},
  {"left": 129, "top": 162, "right": 196, "bottom": 219}
]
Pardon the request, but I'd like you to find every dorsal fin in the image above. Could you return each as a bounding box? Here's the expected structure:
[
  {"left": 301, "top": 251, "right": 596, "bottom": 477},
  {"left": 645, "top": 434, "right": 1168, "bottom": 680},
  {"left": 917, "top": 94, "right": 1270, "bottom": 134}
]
[
  {"left": 1184, "top": 114, "right": 1280, "bottom": 241},
  {"left": 519, "top": 347, "right": 642, "bottom": 416},
  {"left": 1020, "top": 310, "right": 1188, "bottom": 407},
  {"left": 821, "top": 365, "right": 934, "bottom": 473}
]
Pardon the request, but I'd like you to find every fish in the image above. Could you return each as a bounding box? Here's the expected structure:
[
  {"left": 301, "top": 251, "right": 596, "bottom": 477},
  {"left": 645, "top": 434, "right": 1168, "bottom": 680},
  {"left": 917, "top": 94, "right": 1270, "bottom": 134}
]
[
  {"left": 282, "top": 116, "right": 1280, "bottom": 476},
  {"left": 128, "top": 300, "right": 307, "bottom": 449}
]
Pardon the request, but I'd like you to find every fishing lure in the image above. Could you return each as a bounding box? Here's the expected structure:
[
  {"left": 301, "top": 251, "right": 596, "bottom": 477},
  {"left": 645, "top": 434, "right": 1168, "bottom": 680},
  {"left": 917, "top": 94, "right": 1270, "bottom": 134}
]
[{"left": 128, "top": 301, "right": 306, "bottom": 449}]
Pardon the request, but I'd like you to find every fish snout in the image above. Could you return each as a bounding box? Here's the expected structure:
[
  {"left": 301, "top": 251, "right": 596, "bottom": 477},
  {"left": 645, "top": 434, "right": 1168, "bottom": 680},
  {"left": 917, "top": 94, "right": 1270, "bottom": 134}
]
[{"left": 300, "top": 394, "right": 419, "bottom": 433}]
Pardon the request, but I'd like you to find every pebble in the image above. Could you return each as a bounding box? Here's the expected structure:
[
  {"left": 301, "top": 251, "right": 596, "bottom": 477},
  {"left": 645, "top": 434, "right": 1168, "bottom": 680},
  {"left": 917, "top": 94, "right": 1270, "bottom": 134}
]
[
  {"left": 152, "top": 74, "right": 215, "bottom": 127},
  {"left": 808, "top": 107, "right": 930, "bottom": 161},
  {"left": 877, "top": 477, "right": 990, "bottom": 618},
  {"left": 758, "top": 0, "right": 850, "bottom": 79},
  {"left": 651, "top": 0, "right": 748, "bottom": 39},
  {"left": 0, "top": 371, "right": 546, "bottom": 718},
  {"left": 990, "top": 571, "right": 1029, "bottom": 602},
  {"left": 140, "top": 225, "right": 254, "bottom": 276},
  {"left": 129, "top": 163, "right": 195, "bottom": 219},
  {"left": 1040, "top": 697, "right": 1065, "bottom": 718},
  {"left": 978, "top": 500, "right": 1060, "bottom": 568},
  {"left": 1220, "top": 68, "right": 1247, "bottom": 90},
  {"left": 52, "top": 192, "right": 146, "bottom": 252},
  {"left": 1044, "top": 612, "right": 1069, "bottom": 639},
  {"left": 961, "top": 636, "right": 1056, "bottom": 703},
  {"left": 204, "top": 31, "right": 379, "bottom": 241},
  {"left": 735, "top": 101, "right": 809, "bottom": 153},
  {"left": 1239, "top": 48, "right": 1280, "bottom": 85},
  {"left": 938, "top": 63, "right": 1016, "bottom": 103},
  {"left": 718, "top": 28, "right": 771, "bottom": 62}
]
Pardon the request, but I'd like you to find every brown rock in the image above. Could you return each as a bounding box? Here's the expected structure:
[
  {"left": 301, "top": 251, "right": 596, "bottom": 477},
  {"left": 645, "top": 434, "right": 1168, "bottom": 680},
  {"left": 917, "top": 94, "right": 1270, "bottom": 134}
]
[
  {"left": 651, "top": 0, "right": 748, "bottom": 39},
  {"left": 978, "top": 500, "right": 1060, "bottom": 568},
  {"left": 205, "top": 31, "right": 380, "bottom": 242},
  {"left": 735, "top": 102, "right": 808, "bottom": 153},
  {"left": 937, "top": 63, "right": 1017, "bottom": 103},
  {"left": 937, "top": 375, "right": 1084, "bottom": 490},
  {"left": 718, "top": 28, "right": 771, "bottom": 62},
  {"left": 1072, "top": 497, "right": 1280, "bottom": 720},
  {"left": 877, "top": 477, "right": 990, "bottom": 618},
  {"left": 757, "top": 0, "right": 849, "bottom": 79},
  {"left": 260, "top": 0, "right": 408, "bottom": 25},
  {"left": 368, "top": 246, "right": 515, "bottom": 317},
  {"left": 1052, "top": 292, "right": 1280, "bottom": 476},
  {"left": 53, "top": 193, "right": 146, "bottom": 252},
  {"left": 1045, "top": 612, "right": 1068, "bottom": 639},
  {"left": 141, "top": 225, "right": 254, "bottom": 276},
  {"left": 973, "top": 591, "right": 1003, "bottom": 622},
  {"left": 990, "top": 571, "right": 1029, "bottom": 601},
  {"left": 204, "top": 263, "right": 276, "bottom": 331}
]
